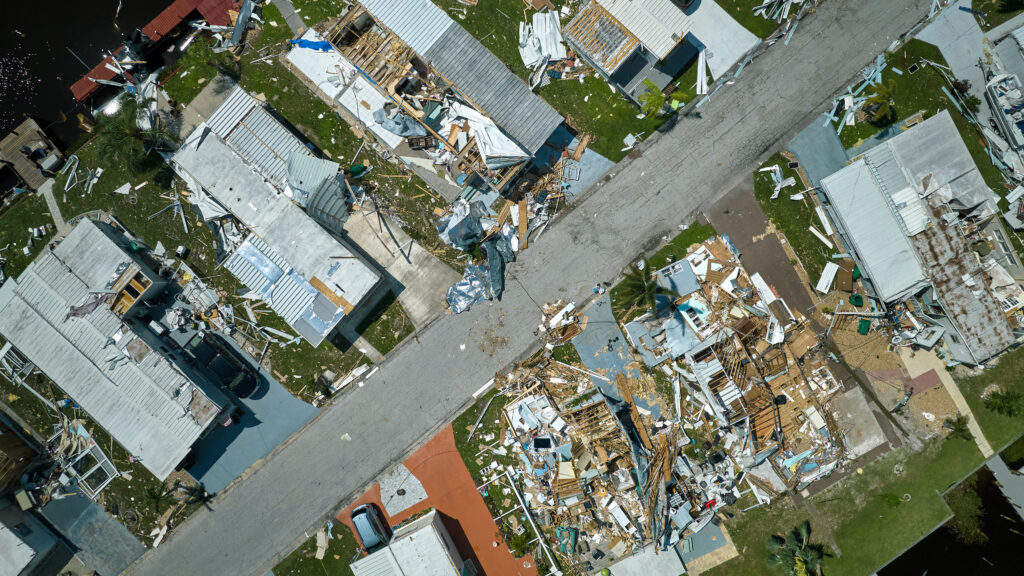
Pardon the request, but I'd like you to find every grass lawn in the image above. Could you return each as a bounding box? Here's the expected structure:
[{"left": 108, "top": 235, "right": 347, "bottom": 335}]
[
  {"left": 273, "top": 522, "right": 361, "bottom": 576},
  {"left": 973, "top": 0, "right": 1024, "bottom": 31},
  {"left": 717, "top": 0, "right": 785, "bottom": 40},
  {"left": 290, "top": 0, "right": 346, "bottom": 28},
  {"left": 609, "top": 219, "right": 717, "bottom": 323},
  {"left": 753, "top": 152, "right": 828, "bottom": 281},
  {"left": 551, "top": 342, "right": 581, "bottom": 365},
  {"left": 0, "top": 193, "right": 55, "bottom": 280},
  {"left": 354, "top": 293, "right": 415, "bottom": 356},
  {"left": 835, "top": 40, "right": 1010, "bottom": 195},
  {"left": 159, "top": 35, "right": 230, "bottom": 105},
  {"left": 705, "top": 437, "right": 984, "bottom": 576},
  {"left": 957, "top": 345, "right": 1024, "bottom": 451},
  {"left": 432, "top": 0, "right": 701, "bottom": 161}
]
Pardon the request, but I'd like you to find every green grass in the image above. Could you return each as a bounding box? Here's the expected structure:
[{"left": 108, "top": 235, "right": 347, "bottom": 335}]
[
  {"left": 551, "top": 343, "right": 581, "bottom": 365},
  {"left": 836, "top": 40, "right": 1010, "bottom": 195},
  {"left": 354, "top": 293, "right": 414, "bottom": 356},
  {"left": 973, "top": 0, "right": 1024, "bottom": 31},
  {"left": 958, "top": 345, "right": 1024, "bottom": 451},
  {"left": 452, "top": 389, "right": 516, "bottom": 485},
  {"left": 290, "top": 0, "right": 346, "bottom": 28},
  {"left": 609, "top": 218, "right": 716, "bottom": 323},
  {"left": 159, "top": 36, "right": 231, "bottom": 104},
  {"left": 705, "top": 437, "right": 984, "bottom": 576},
  {"left": 273, "top": 522, "right": 360, "bottom": 576},
  {"left": 753, "top": 153, "right": 828, "bottom": 281},
  {"left": 0, "top": 193, "right": 54, "bottom": 280},
  {"left": 432, "top": 0, "right": 701, "bottom": 161},
  {"left": 717, "top": 0, "right": 785, "bottom": 40}
]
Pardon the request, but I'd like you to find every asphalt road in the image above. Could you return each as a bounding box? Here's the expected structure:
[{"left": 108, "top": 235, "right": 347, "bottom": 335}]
[{"left": 129, "top": 1, "right": 931, "bottom": 574}]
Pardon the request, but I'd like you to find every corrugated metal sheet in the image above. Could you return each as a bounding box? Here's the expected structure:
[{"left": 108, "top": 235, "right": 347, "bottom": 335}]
[
  {"left": 207, "top": 86, "right": 312, "bottom": 185},
  {"left": 307, "top": 176, "right": 351, "bottom": 235},
  {"left": 820, "top": 160, "right": 928, "bottom": 303},
  {"left": 224, "top": 236, "right": 320, "bottom": 334},
  {"left": 350, "top": 549, "right": 402, "bottom": 576},
  {"left": 0, "top": 221, "right": 225, "bottom": 481},
  {"left": 596, "top": 0, "right": 692, "bottom": 59},
  {"left": 359, "top": 0, "right": 453, "bottom": 55},
  {"left": 286, "top": 154, "right": 340, "bottom": 206},
  {"left": 424, "top": 26, "right": 563, "bottom": 154},
  {"left": 564, "top": 2, "right": 640, "bottom": 75}
]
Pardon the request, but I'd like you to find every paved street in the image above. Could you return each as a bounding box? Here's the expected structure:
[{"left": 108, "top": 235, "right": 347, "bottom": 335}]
[{"left": 129, "top": 1, "right": 932, "bottom": 574}]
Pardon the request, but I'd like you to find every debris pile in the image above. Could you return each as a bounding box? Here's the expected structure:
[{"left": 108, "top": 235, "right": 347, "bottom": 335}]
[{"left": 477, "top": 235, "right": 849, "bottom": 573}]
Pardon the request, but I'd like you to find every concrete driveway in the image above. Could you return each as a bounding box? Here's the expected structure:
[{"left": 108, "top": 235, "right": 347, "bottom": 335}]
[
  {"left": 708, "top": 180, "right": 815, "bottom": 315},
  {"left": 128, "top": 2, "right": 934, "bottom": 574}
]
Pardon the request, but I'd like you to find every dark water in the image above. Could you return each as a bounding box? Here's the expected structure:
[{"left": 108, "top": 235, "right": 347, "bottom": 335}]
[
  {"left": 0, "top": 0, "right": 174, "bottom": 148},
  {"left": 879, "top": 468, "right": 1024, "bottom": 576}
]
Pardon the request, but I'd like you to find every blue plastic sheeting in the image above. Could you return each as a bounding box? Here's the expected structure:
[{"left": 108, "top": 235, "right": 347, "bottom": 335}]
[
  {"left": 372, "top": 108, "right": 428, "bottom": 137},
  {"left": 288, "top": 39, "right": 333, "bottom": 52},
  {"left": 786, "top": 116, "right": 849, "bottom": 186}
]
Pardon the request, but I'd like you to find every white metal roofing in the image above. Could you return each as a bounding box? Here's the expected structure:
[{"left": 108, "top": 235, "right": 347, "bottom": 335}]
[
  {"left": 359, "top": 0, "right": 453, "bottom": 55},
  {"left": 0, "top": 221, "right": 225, "bottom": 480},
  {"left": 358, "top": 0, "right": 563, "bottom": 154},
  {"left": 206, "top": 85, "right": 313, "bottom": 186},
  {"left": 350, "top": 511, "right": 460, "bottom": 576},
  {"left": 0, "top": 522, "right": 35, "bottom": 576},
  {"left": 820, "top": 160, "right": 928, "bottom": 303},
  {"left": 596, "top": 0, "right": 693, "bottom": 59},
  {"left": 172, "top": 124, "right": 380, "bottom": 346},
  {"left": 284, "top": 30, "right": 405, "bottom": 149}
]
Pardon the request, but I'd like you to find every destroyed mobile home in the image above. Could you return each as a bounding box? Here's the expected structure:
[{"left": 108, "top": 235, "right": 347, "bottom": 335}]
[{"left": 479, "top": 236, "right": 847, "bottom": 573}]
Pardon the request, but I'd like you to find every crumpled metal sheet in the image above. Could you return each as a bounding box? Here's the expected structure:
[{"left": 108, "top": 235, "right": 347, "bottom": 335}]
[{"left": 446, "top": 264, "right": 492, "bottom": 314}]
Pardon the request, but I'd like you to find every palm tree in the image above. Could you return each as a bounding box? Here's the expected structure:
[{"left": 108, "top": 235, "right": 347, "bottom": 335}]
[
  {"left": 144, "top": 486, "right": 174, "bottom": 514},
  {"left": 638, "top": 79, "right": 666, "bottom": 117},
  {"left": 616, "top": 259, "right": 677, "bottom": 315},
  {"left": 766, "top": 520, "right": 828, "bottom": 576},
  {"left": 944, "top": 414, "right": 972, "bottom": 441},
  {"left": 985, "top": 390, "right": 1024, "bottom": 417},
  {"left": 94, "top": 97, "right": 171, "bottom": 175},
  {"left": 865, "top": 79, "right": 897, "bottom": 125}
]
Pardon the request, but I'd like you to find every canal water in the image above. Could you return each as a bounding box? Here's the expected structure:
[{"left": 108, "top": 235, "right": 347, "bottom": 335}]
[
  {"left": 0, "top": 0, "right": 174, "bottom": 148},
  {"left": 879, "top": 467, "right": 1024, "bottom": 575}
]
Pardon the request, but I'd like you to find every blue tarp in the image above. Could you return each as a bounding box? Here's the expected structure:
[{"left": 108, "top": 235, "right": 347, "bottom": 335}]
[{"left": 288, "top": 39, "right": 333, "bottom": 52}]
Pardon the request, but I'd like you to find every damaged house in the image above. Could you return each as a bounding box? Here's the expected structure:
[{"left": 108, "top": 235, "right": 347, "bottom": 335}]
[
  {"left": 820, "top": 111, "right": 1022, "bottom": 365},
  {"left": 315, "top": 0, "right": 563, "bottom": 195},
  {"left": 563, "top": 0, "right": 759, "bottom": 104},
  {"left": 0, "top": 219, "right": 231, "bottom": 482},
  {"left": 171, "top": 85, "right": 383, "bottom": 346},
  {"left": 487, "top": 236, "right": 845, "bottom": 574}
]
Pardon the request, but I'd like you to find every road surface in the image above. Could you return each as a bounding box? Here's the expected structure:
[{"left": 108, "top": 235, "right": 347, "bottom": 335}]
[{"left": 129, "top": 1, "right": 931, "bottom": 574}]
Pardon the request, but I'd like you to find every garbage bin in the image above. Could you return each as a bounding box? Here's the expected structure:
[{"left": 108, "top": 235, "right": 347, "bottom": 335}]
[
  {"left": 849, "top": 294, "right": 864, "bottom": 307},
  {"left": 858, "top": 318, "right": 871, "bottom": 335}
]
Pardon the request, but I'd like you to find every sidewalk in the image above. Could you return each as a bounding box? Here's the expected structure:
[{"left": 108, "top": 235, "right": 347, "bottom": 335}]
[
  {"left": 899, "top": 348, "right": 993, "bottom": 457},
  {"left": 271, "top": 0, "right": 306, "bottom": 36},
  {"left": 38, "top": 179, "right": 71, "bottom": 238}
]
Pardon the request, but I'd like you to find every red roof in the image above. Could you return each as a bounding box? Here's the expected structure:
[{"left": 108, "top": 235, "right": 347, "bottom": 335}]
[
  {"left": 70, "top": 47, "right": 137, "bottom": 102},
  {"left": 71, "top": 0, "right": 239, "bottom": 101}
]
